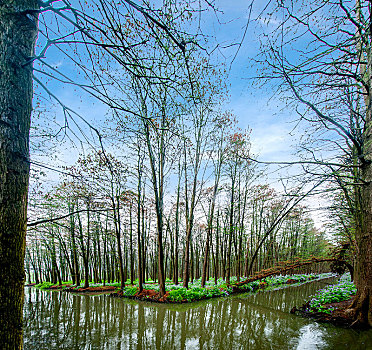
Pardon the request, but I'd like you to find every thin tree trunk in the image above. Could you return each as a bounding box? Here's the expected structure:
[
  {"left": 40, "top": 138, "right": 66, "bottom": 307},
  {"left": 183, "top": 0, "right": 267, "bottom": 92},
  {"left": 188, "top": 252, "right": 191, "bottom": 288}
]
[
  {"left": 137, "top": 156, "right": 144, "bottom": 292},
  {"left": 174, "top": 162, "right": 181, "bottom": 285},
  {"left": 129, "top": 201, "right": 134, "bottom": 285},
  {"left": 112, "top": 194, "right": 125, "bottom": 289}
]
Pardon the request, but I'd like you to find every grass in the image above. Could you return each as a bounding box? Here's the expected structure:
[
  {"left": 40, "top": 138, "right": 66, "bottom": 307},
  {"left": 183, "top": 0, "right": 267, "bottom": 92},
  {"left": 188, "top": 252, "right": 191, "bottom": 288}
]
[{"left": 306, "top": 273, "right": 356, "bottom": 314}]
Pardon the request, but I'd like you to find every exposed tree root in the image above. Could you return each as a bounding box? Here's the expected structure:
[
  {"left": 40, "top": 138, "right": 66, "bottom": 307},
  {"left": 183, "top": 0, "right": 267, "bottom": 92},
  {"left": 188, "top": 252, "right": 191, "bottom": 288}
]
[
  {"left": 292, "top": 296, "right": 372, "bottom": 329},
  {"left": 344, "top": 288, "right": 372, "bottom": 328}
]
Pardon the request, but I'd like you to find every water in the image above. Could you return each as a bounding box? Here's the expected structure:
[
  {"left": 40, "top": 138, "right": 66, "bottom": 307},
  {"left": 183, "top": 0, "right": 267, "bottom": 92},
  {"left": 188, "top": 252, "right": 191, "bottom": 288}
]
[{"left": 23, "top": 279, "right": 372, "bottom": 349}]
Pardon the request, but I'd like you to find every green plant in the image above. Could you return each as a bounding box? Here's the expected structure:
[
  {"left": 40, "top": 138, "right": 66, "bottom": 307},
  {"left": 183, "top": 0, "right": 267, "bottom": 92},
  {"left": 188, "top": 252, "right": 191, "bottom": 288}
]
[
  {"left": 122, "top": 286, "right": 138, "bottom": 297},
  {"left": 168, "top": 288, "right": 188, "bottom": 302},
  {"left": 307, "top": 273, "right": 356, "bottom": 314},
  {"left": 35, "top": 282, "right": 54, "bottom": 290}
]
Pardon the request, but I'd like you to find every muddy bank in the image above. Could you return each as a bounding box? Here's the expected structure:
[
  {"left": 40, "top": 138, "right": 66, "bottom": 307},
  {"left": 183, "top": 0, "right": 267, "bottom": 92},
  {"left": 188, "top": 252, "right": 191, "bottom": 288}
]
[
  {"left": 35, "top": 284, "right": 118, "bottom": 293},
  {"left": 290, "top": 272, "right": 371, "bottom": 329},
  {"left": 66, "top": 286, "right": 117, "bottom": 293},
  {"left": 290, "top": 297, "right": 367, "bottom": 328},
  {"left": 109, "top": 277, "right": 316, "bottom": 304}
]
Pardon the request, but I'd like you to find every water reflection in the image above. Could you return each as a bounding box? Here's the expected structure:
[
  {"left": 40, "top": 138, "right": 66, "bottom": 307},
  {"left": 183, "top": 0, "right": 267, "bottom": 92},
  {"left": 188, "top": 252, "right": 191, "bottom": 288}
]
[{"left": 23, "top": 280, "right": 372, "bottom": 349}]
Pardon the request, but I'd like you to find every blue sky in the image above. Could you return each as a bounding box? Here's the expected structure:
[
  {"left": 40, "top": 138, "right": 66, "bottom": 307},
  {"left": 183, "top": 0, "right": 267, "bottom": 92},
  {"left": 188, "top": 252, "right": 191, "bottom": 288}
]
[
  {"left": 31, "top": 0, "right": 329, "bottom": 226},
  {"left": 33, "top": 0, "right": 299, "bottom": 167},
  {"left": 199, "top": 0, "right": 302, "bottom": 162}
]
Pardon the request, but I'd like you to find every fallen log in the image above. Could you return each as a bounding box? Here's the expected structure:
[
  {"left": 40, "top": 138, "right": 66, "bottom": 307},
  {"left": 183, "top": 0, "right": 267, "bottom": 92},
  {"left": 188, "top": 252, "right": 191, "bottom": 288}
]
[{"left": 232, "top": 257, "right": 343, "bottom": 288}]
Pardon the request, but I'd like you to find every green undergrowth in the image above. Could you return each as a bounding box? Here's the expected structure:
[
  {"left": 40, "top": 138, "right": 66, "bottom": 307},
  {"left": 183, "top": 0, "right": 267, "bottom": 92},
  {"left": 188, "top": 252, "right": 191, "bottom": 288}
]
[
  {"left": 34, "top": 273, "right": 335, "bottom": 302},
  {"left": 34, "top": 281, "right": 73, "bottom": 289},
  {"left": 35, "top": 282, "right": 55, "bottom": 289},
  {"left": 306, "top": 273, "right": 356, "bottom": 314},
  {"left": 120, "top": 272, "right": 335, "bottom": 303},
  {"left": 34, "top": 278, "right": 171, "bottom": 291},
  {"left": 167, "top": 285, "right": 228, "bottom": 302}
]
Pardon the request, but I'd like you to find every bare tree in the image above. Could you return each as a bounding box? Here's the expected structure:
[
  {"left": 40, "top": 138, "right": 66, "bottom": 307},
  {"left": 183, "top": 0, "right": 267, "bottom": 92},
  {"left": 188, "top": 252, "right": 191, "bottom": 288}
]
[
  {"left": 0, "top": 0, "right": 203, "bottom": 346},
  {"left": 255, "top": 0, "right": 372, "bottom": 327}
]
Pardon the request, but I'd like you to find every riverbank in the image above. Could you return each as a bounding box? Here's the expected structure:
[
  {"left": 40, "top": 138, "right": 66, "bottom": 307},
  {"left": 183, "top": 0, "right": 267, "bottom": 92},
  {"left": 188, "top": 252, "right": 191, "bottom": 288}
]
[
  {"left": 32, "top": 273, "right": 335, "bottom": 301},
  {"left": 33, "top": 281, "right": 121, "bottom": 293},
  {"left": 33, "top": 281, "right": 120, "bottom": 294},
  {"left": 109, "top": 273, "right": 335, "bottom": 303},
  {"left": 291, "top": 273, "right": 362, "bottom": 328}
]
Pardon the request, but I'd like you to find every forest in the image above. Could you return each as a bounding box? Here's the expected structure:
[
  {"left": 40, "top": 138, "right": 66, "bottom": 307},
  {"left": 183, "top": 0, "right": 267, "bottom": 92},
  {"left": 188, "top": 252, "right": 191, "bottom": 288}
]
[
  {"left": 1, "top": 0, "right": 372, "bottom": 349},
  {"left": 26, "top": 144, "right": 329, "bottom": 290}
]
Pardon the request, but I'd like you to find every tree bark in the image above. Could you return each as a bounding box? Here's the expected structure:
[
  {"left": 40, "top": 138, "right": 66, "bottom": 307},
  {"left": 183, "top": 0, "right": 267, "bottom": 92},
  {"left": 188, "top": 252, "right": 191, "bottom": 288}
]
[
  {"left": 345, "top": 9, "right": 372, "bottom": 326},
  {"left": 346, "top": 120, "right": 372, "bottom": 327},
  {"left": 137, "top": 159, "right": 144, "bottom": 292},
  {"left": 0, "top": 1, "right": 38, "bottom": 348},
  {"left": 173, "top": 162, "right": 181, "bottom": 285}
]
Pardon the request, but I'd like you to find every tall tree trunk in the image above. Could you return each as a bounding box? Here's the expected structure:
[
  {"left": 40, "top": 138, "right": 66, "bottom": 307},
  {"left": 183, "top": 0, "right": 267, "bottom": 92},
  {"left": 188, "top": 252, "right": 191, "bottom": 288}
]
[
  {"left": 143, "top": 118, "right": 166, "bottom": 296},
  {"left": 137, "top": 158, "right": 144, "bottom": 292},
  {"left": 346, "top": 106, "right": 372, "bottom": 327},
  {"left": 345, "top": 5, "right": 372, "bottom": 327},
  {"left": 0, "top": 1, "right": 38, "bottom": 347},
  {"left": 68, "top": 202, "right": 80, "bottom": 286},
  {"left": 201, "top": 155, "right": 222, "bottom": 287},
  {"left": 96, "top": 214, "right": 102, "bottom": 283},
  {"left": 141, "top": 203, "right": 146, "bottom": 284},
  {"left": 112, "top": 195, "right": 125, "bottom": 289},
  {"left": 77, "top": 209, "right": 89, "bottom": 289},
  {"left": 129, "top": 201, "right": 134, "bottom": 285},
  {"left": 182, "top": 148, "right": 198, "bottom": 289},
  {"left": 173, "top": 162, "right": 181, "bottom": 285},
  {"left": 182, "top": 112, "right": 205, "bottom": 289},
  {"left": 214, "top": 212, "right": 220, "bottom": 284}
]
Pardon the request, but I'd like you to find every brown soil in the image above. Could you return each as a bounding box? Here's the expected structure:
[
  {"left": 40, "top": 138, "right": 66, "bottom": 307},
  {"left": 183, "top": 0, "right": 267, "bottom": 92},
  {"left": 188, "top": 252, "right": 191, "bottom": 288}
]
[
  {"left": 323, "top": 296, "right": 355, "bottom": 312},
  {"left": 111, "top": 288, "right": 171, "bottom": 302},
  {"left": 66, "top": 285, "right": 117, "bottom": 293},
  {"left": 49, "top": 284, "right": 72, "bottom": 290},
  {"left": 38, "top": 284, "right": 71, "bottom": 290},
  {"left": 286, "top": 279, "right": 297, "bottom": 284},
  {"left": 135, "top": 289, "right": 158, "bottom": 298}
]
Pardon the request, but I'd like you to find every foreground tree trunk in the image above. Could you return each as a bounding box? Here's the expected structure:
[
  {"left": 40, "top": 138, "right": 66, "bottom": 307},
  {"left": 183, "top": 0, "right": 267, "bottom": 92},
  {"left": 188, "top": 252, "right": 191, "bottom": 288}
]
[
  {"left": 0, "top": 1, "right": 38, "bottom": 348},
  {"left": 346, "top": 204, "right": 372, "bottom": 327},
  {"left": 346, "top": 112, "right": 372, "bottom": 327},
  {"left": 345, "top": 10, "right": 372, "bottom": 326}
]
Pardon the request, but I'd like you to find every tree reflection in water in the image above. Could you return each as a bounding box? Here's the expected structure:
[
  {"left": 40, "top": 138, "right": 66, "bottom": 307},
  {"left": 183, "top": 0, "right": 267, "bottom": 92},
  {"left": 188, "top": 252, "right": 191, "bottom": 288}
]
[{"left": 23, "top": 280, "right": 372, "bottom": 349}]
